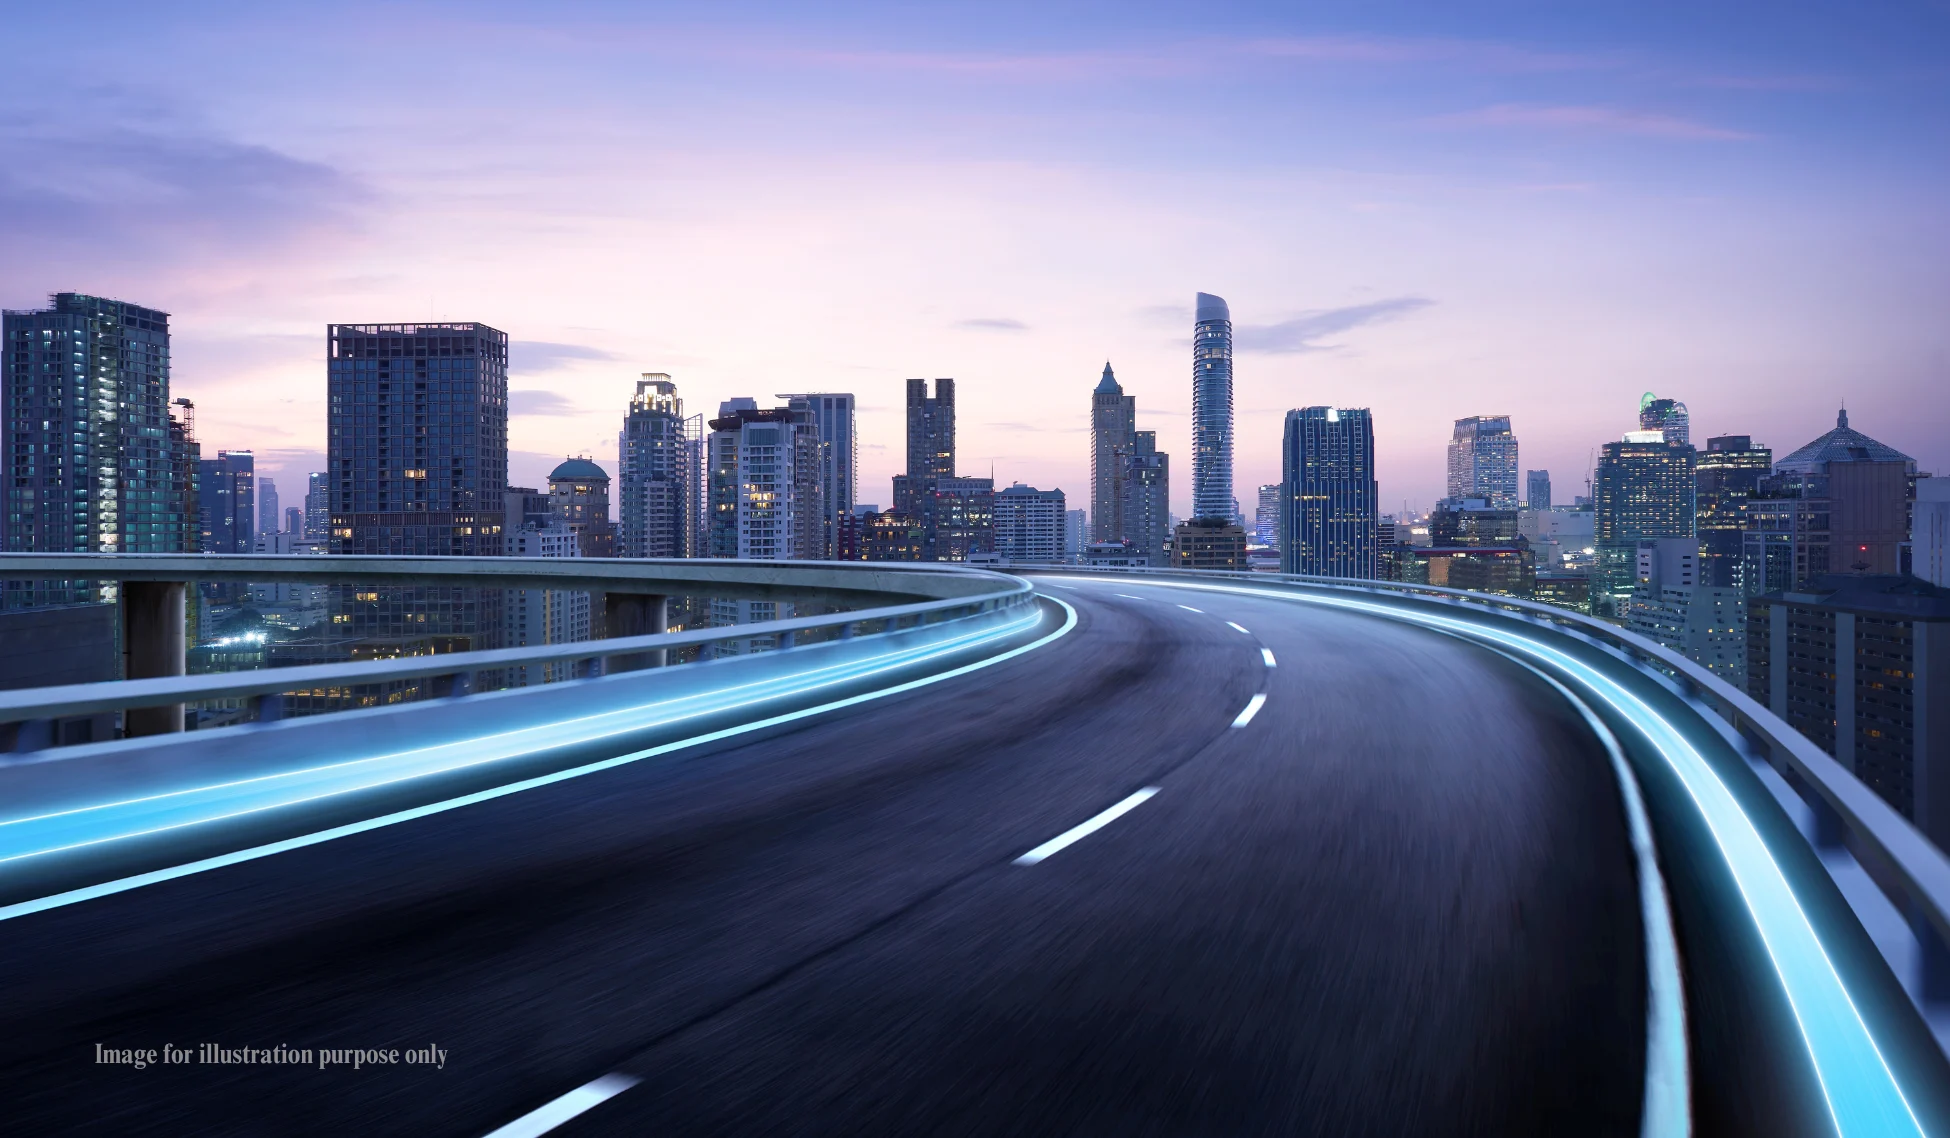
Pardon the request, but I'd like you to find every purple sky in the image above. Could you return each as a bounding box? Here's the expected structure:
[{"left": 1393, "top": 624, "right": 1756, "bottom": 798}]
[{"left": 4, "top": 1, "right": 1946, "bottom": 516}]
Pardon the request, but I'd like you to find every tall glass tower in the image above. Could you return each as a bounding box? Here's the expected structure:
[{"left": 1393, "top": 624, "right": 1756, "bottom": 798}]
[
  {"left": 1191, "top": 293, "right": 1233, "bottom": 521},
  {"left": 1281, "top": 406, "right": 1378, "bottom": 578}
]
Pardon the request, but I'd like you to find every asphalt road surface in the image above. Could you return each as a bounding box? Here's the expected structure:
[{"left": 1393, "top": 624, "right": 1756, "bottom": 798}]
[{"left": 0, "top": 575, "right": 1646, "bottom": 1136}]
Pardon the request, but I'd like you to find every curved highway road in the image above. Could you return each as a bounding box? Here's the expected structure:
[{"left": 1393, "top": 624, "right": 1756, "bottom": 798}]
[{"left": 0, "top": 575, "right": 1648, "bottom": 1135}]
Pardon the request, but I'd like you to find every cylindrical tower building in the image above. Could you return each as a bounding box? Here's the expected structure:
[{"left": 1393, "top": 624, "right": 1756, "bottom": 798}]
[{"left": 1192, "top": 292, "right": 1233, "bottom": 522}]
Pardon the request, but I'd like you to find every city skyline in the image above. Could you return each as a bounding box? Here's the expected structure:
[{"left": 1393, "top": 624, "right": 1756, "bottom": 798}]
[{"left": 2, "top": 3, "right": 1943, "bottom": 515}]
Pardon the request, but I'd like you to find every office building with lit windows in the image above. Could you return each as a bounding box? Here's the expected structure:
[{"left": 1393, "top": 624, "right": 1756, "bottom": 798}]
[
  {"left": 1281, "top": 406, "right": 1378, "bottom": 578},
  {"left": 1592, "top": 430, "right": 1696, "bottom": 616},
  {"left": 1446, "top": 416, "right": 1519, "bottom": 509}
]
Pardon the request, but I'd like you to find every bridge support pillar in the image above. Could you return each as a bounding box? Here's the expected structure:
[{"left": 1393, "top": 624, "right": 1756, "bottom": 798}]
[
  {"left": 605, "top": 592, "right": 668, "bottom": 672},
  {"left": 122, "top": 580, "right": 186, "bottom": 736}
]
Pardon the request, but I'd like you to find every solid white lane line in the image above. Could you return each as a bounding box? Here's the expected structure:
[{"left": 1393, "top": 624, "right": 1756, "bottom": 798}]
[
  {"left": 1014, "top": 788, "right": 1160, "bottom": 865},
  {"left": 1115, "top": 593, "right": 1143, "bottom": 600},
  {"left": 483, "top": 1073, "right": 639, "bottom": 1138},
  {"left": 1177, "top": 605, "right": 1203, "bottom": 613},
  {"left": 1227, "top": 621, "right": 1251, "bottom": 635},
  {"left": 1232, "top": 692, "right": 1267, "bottom": 728},
  {"left": 1044, "top": 583, "right": 1075, "bottom": 590},
  {"left": 1261, "top": 648, "right": 1277, "bottom": 668}
]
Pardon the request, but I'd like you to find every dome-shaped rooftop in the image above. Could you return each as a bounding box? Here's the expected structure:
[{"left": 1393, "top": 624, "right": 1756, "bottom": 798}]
[
  {"left": 1094, "top": 361, "right": 1120, "bottom": 395},
  {"left": 549, "top": 456, "right": 609, "bottom": 482}
]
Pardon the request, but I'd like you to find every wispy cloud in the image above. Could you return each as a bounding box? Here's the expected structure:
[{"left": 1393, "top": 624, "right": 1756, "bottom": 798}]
[
  {"left": 955, "top": 317, "right": 1030, "bottom": 332},
  {"left": 1428, "top": 103, "right": 1754, "bottom": 141},
  {"left": 510, "top": 390, "right": 579, "bottom": 417},
  {"left": 1236, "top": 297, "right": 1435, "bottom": 354},
  {"left": 509, "top": 341, "right": 618, "bottom": 373},
  {"left": 0, "top": 114, "right": 367, "bottom": 267}
]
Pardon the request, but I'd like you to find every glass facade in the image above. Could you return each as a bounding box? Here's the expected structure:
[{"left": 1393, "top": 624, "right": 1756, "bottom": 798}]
[
  {"left": 3, "top": 293, "right": 195, "bottom": 605},
  {"left": 1281, "top": 406, "right": 1378, "bottom": 578},
  {"left": 1696, "top": 435, "right": 1772, "bottom": 589},
  {"left": 1446, "top": 416, "right": 1519, "bottom": 508},
  {"left": 1191, "top": 293, "right": 1233, "bottom": 521},
  {"left": 1592, "top": 432, "right": 1696, "bottom": 616}
]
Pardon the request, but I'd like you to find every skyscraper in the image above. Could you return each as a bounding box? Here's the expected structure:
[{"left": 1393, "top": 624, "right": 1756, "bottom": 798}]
[
  {"left": 619, "top": 374, "right": 702, "bottom": 559},
  {"left": 892, "top": 377, "right": 992, "bottom": 560},
  {"left": 895, "top": 377, "right": 955, "bottom": 518},
  {"left": 1446, "top": 416, "right": 1519, "bottom": 508},
  {"left": 1254, "top": 483, "right": 1280, "bottom": 547},
  {"left": 1525, "top": 470, "right": 1551, "bottom": 511},
  {"left": 198, "top": 450, "right": 256, "bottom": 554},
  {"left": 1592, "top": 430, "right": 1697, "bottom": 616},
  {"left": 707, "top": 399, "right": 825, "bottom": 560},
  {"left": 326, "top": 321, "right": 508, "bottom": 654},
  {"left": 1064, "top": 509, "right": 1086, "bottom": 563},
  {"left": 1089, "top": 363, "right": 1136, "bottom": 543},
  {"left": 1281, "top": 407, "right": 1378, "bottom": 578},
  {"left": 994, "top": 484, "right": 1066, "bottom": 563},
  {"left": 258, "top": 477, "right": 280, "bottom": 536},
  {"left": 1192, "top": 293, "right": 1234, "bottom": 521},
  {"left": 304, "top": 472, "right": 329, "bottom": 543},
  {"left": 1639, "top": 393, "right": 1691, "bottom": 447},
  {"left": 1117, "top": 432, "right": 1171, "bottom": 562},
  {"left": 3, "top": 294, "right": 195, "bottom": 603},
  {"left": 778, "top": 391, "right": 855, "bottom": 558},
  {"left": 1696, "top": 435, "right": 1772, "bottom": 589},
  {"left": 326, "top": 322, "right": 508, "bottom": 555}
]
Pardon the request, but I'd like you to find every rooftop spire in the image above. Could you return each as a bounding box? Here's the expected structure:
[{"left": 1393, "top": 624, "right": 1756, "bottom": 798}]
[{"left": 1093, "top": 362, "right": 1121, "bottom": 395}]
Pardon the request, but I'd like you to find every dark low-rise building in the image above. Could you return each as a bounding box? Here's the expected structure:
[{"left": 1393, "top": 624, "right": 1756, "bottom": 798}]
[
  {"left": 1174, "top": 519, "right": 1247, "bottom": 571},
  {"left": 1747, "top": 574, "right": 1950, "bottom": 850}
]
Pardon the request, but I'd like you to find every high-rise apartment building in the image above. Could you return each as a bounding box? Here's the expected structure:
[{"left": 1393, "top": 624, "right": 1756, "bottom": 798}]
[
  {"left": 895, "top": 378, "right": 955, "bottom": 518},
  {"left": 3, "top": 294, "right": 196, "bottom": 603},
  {"left": 1639, "top": 393, "right": 1691, "bottom": 447},
  {"left": 1592, "top": 430, "right": 1696, "bottom": 616},
  {"left": 1281, "top": 407, "right": 1378, "bottom": 578},
  {"left": 198, "top": 450, "right": 255, "bottom": 554},
  {"left": 258, "top": 477, "right": 281, "bottom": 536},
  {"left": 707, "top": 399, "right": 825, "bottom": 560},
  {"left": 1191, "top": 293, "right": 1234, "bottom": 521},
  {"left": 1116, "top": 432, "right": 1170, "bottom": 562},
  {"left": 1254, "top": 483, "right": 1280, "bottom": 547},
  {"left": 326, "top": 322, "right": 508, "bottom": 555},
  {"left": 891, "top": 377, "right": 992, "bottom": 560},
  {"left": 618, "top": 374, "right": 702, "bottom": 560},
  {"left": 1090, "top": 363, "right": 1136, "bottom": 543},
  {"left": 994, "top": 484, "right": 1066, "bottom": 563},
  {"left": 778, "top": 391, "right": 855, "bottom": 558},
  {"left": 1696, "top": 435, "right": 1772, "bottom": 589},
  {"left": 1446, "top": 416, "right": 1518, "bottom": 509},
  {"left": 326, "top": 322, "right": 508, "bottom": 654},
  {"left": 304, "top": 472, "right": 329, "bottom": 543},
  {"left": 1526, "top": 470, "right": 1551, "bottom": 511},
  {"left": 1747, "top": 575, "right": 1950, "bottom": 849}
]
